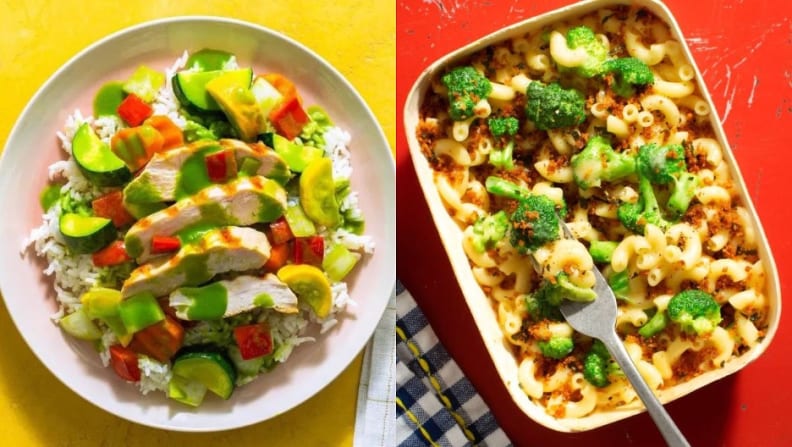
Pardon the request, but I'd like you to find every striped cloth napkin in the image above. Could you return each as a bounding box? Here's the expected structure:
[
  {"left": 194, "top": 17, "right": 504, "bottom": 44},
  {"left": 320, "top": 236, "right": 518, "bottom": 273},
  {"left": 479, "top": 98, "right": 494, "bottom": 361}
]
[
  {"left": 394, "top": 281, "right": 512, "bottom": 447},
  {"left": 354, "top": 286, "right": 397, "bottom": 446}
]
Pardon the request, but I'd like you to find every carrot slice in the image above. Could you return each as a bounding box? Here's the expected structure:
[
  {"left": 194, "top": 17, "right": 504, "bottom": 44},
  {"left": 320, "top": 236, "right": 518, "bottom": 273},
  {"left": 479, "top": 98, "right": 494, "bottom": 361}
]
[
  {"left": 263, "top": 243, "right": 290, "bottom": 272},
  {"left": 261, "top": 73, "right": 302, "bottom": 103},
  {"left": 269, "top": 217, "right": 294, "bottom": 245},
  {"left": 144, "top": 115, "right": 184, "bottom": 151},
  {"left": 110, "top": 125, "right": 164, "bottom": 171},
  {"left": 128, "top": 315, "right": 185, "bottom": 363}
]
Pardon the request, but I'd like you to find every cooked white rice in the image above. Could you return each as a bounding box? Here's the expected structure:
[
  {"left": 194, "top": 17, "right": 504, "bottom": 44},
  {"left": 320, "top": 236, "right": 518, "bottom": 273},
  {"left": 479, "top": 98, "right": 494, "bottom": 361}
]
[
  {"left": 138, "top": 356, "right": 172, "bottom": 395},
  {"left": 324, "top": 126, "right": 353, "bottom": 180},
  {"left": 151, "top": 50, "right": 188, "bottom": 129},
  {"left": 24, "top": 52, "right": 374, "bottom": 398}
]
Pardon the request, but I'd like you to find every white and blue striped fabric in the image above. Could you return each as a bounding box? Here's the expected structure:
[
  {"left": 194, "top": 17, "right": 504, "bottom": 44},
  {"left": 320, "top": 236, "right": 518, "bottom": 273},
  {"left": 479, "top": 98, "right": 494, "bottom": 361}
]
[
  {"left": 395, "top": 281, "right": 512, "bottom": 447},
  {"left": 354, "top": 287, "right": 397, "bottom": 447}
]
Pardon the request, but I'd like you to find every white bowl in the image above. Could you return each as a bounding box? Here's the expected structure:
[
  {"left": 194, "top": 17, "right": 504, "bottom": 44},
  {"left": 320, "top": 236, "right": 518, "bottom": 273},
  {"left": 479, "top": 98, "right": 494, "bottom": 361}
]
[
  {"left": 0, "top": 16, "right": 395, "bottom": 432},
  {"left": 404, "top": 0, "right": 780, "bottom": 432}
]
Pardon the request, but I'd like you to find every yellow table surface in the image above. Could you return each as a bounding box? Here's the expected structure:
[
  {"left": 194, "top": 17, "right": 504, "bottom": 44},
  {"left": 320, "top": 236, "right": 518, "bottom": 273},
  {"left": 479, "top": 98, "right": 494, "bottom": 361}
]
[{"left": 0, "top": 1, "right": 394, "bottom": 445}]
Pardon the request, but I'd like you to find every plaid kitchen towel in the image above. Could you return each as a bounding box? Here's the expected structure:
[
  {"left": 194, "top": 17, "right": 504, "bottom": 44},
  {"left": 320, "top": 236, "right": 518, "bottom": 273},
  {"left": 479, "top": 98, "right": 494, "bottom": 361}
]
[{"left": 395, "top": 281, "right": 512, "bottom": 447}]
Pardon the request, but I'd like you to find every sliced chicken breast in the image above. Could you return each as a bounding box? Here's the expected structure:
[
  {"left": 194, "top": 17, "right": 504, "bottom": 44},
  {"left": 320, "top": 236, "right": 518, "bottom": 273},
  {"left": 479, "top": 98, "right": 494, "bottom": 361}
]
[
  {"left": 124, "top": 175, "right": 286, "bottom": 262},
  {"left": 121, "top": 226, "right": 271, "bottom": 298},
  {"left": 123, "top": 139, "right": 290, "bottom": 205},
  {"left": 168, "top": 274, "right": 299, "bottom": 320}
]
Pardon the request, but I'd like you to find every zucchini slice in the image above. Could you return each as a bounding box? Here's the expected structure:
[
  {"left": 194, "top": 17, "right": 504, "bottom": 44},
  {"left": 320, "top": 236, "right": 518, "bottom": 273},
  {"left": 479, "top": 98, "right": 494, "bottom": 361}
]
[
  {"left": 168, "top": 374, "right": 208, "bottom": 407},
  {"left": 172, "top": 68, "right": 253, "bottom": 113},
  {"left": 299, "top": 157, "right": 341, "bottom": 228},
  {"left": 59, "top": 213, "right": 116, "bottom": 254},
  {"left": 59, "top": 307, "right": 103, "bottom": 340},
  {"left": 227, "top": 345, "right": 265, "bottom": 378},
  {"left": 72, "top": 123, "right": 131, "bottom": 187},
  {"left": 186, "top": 49, "right": 235, "bottom": 72},
  {"left": 171, "top": 351, "right": 237, "bottom": 400}
]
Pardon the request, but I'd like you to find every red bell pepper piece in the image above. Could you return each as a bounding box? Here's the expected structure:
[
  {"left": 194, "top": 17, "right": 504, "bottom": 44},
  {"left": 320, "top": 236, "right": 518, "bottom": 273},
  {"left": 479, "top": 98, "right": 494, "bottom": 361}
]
[
  {"left": 92, "top": 190, "right": 134, "bottom": 227},
  {"left": 269, "top": 96, "right": 310, "bottom": 140},
  {"left": 117, "top": 93, "right": 153, "bottom": 127},
  {"left": 269, "top": 217, "right": 294, "bottom": 245},
  {"left": 92, "top": 240, "right": 131, "bottom": 267},
  {"left": 233, "top": 323, "right": 273, "bottom": 360},
  {"left": 293, "top": 235, "right": 324, "bottom": 267},
  {"left": 109, "top": 344, "right": 141, "bottom": 382},
  {"left": 263, "top": 243, "right": 290, "bottom": 272},
  {"left": 151, "top": 235, "right": 181, "bottom": 254},
  {"left": 128, "top": 315, "right": 185, "bottom": 363},
  {"left": 204, "top": 149, "right": 237, "bottom": 183}
]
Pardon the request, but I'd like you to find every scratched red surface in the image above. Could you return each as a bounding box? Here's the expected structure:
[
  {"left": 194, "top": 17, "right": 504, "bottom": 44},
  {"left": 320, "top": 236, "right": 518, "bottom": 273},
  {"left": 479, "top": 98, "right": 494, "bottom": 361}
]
[{"left": 396, "top": 0, "right": 792, "bottom": 446}]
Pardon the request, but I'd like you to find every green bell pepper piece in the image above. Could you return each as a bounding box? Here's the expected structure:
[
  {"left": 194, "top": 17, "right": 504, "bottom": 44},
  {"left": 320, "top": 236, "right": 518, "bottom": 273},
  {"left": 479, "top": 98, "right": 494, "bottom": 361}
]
[
  {"left": 123, "top": 65, "right": 165, "bottom": 102},
  {"left": 119, "top": 292, "right": 165, "bottom": 334}
]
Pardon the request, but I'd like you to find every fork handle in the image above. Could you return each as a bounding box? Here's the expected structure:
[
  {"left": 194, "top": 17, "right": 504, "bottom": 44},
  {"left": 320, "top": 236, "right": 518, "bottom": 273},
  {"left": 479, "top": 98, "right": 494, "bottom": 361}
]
[{"left": 600, "top": 331, "right": 691, "bottom": 447}]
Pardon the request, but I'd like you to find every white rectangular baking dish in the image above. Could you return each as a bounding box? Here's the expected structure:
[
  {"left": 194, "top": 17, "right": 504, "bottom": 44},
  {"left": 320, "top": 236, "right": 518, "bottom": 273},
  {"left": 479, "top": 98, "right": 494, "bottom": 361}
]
[{"left": 403, "top": 0, "right": 780, "bottom": 432}]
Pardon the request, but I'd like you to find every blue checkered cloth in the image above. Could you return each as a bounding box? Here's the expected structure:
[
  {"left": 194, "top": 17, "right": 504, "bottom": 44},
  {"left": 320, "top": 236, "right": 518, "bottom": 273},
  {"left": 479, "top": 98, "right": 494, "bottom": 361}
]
[{"left": 395, "top": 281, "right": 512, "bottom": 447}]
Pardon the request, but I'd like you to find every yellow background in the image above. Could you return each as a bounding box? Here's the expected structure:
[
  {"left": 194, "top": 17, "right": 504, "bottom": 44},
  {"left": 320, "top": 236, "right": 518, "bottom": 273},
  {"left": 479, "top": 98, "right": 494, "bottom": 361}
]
[{"left": 0, "top": 1, "right": 394, "bottom": 445}]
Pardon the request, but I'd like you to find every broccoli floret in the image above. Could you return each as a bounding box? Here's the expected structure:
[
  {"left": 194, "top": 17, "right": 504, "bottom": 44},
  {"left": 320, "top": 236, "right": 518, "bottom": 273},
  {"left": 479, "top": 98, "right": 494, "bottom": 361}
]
[
  {"left": 485, "top": 176, "right": 531, "bottom": 200},
  {"left": 470, "top": 211, "right": 509, "bottom": 252},
  {"left": 441, "top": 66, "right": 492, "bottom": 121},
  {"left": 555, "top": 272, "right": 597, "bottom": 302},
  {"left": 488, "top": 116, "right": 519, "bottom": 137},
  {"left": 509, "top": 194, "right": 561, "bottom": 253},
  {"left": 485, "top": 176, "right": 569, "bottom": 219},
  {"left": 589, "top": 240, "right": 619, "bottom": 264},
  {"left": 618, "top": 143, "right": 700, "bottom": 233},
  {"left": 525, "top": 81, "right": 586, "bottom": 130},
  {"left": 584, "top": 351, "right": 609, "bottom": 387},
  {"left": 487, "top": 116, "right": 519, "bottom": 170},
  {"left": 638, "top": 309, "right": 669, "bottom": 338},
  {"left": 667, "top": 172, "right": 699, "bottom": 218},
  {"left": 607, "top": 270, "right": 630, "bottom": 300},
  {"left": 582, "top": 340, "right": 623, "bottom": 387},
  {"left": 583, "top": 340, "right": 611, "bottom": 387},
  {"left": 525, "top": 272, "right": 597, "bottom": 321},
  {"left": 667, "top": 290, "right": 721, "bottom": 335},
  {"left": 571, "top": 135, "right": 636, "bottom": 189},
  {"left": 489, "top": 143, "right": 514, "bottom": 170},
  {"left": 59, "top": 191, "right": 92, "bottom": 216},
  {"left": 536, "top": 272, "right": 597, "bottom": 306},
  {"left": 589, "top": 338, "right": 610, "bottom": 359},
  {"left": 617, "top": 175, "right": 672, "bottom": 234},
  {"left": 637, "top": 143, "right": 699, "bottom": 217},
  {"left": 538, "top": 337, "right": 574, "bottom": 359},
  {"left": 563, "top": 26, "right": 609, "bottom": 77},
  {"left": 524, "top": 292, "right": 563, "bottom": 322},
  {"left": 637, "top": 143, "right": 687, "bottom": 183},
  {"left": 601, "top": 57, "right": 655, "bottom": 97}
]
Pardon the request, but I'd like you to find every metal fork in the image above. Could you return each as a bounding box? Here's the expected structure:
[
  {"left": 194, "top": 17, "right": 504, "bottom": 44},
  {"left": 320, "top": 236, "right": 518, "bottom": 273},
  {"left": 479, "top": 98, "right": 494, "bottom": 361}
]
[{"left": 538, "top": 222, "right": 691, "bottom": 447}]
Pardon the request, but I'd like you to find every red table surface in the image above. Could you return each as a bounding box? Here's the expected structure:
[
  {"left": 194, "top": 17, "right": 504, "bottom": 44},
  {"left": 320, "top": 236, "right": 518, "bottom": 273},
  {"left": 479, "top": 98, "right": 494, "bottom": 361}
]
[{"left": 396, "top": 0, "right": 792, "bottom": 445}]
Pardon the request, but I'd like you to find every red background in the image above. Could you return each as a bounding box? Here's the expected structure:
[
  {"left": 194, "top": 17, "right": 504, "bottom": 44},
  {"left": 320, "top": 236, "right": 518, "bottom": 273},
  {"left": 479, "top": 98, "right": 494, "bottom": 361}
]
[{"left": 396, "top": 0, "right": 792, "bottom": 446}]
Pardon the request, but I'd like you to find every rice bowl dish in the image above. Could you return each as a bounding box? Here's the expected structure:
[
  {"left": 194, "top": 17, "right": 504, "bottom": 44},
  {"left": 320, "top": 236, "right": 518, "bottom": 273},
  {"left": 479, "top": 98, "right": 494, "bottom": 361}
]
[{"left": 0, "top": 17, "right": 395, "bottom": 431}]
